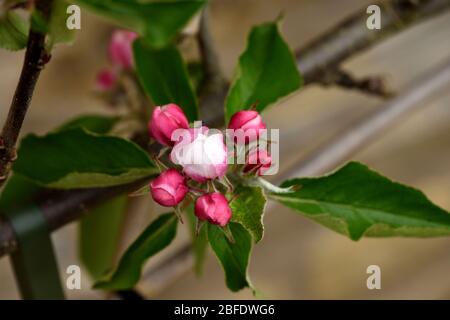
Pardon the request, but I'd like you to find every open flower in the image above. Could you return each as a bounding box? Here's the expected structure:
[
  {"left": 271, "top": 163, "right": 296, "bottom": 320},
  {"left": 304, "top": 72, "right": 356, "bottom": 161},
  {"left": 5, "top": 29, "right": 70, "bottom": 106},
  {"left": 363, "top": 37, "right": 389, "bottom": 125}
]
[
  {"left": 195, "top": 193, "right": 232, "bottom": 226},
  {"left": 148, "top": 104, "right": 189, "bottom": 146},
  {"left": 108, "top": 30, "right": 138, "bottom": 70},
  {"left": 170, "top": 127, "right": 228, "bottom": 182},
  {"left": 150, "top": 169, "right": 189, "bottom": 207}
]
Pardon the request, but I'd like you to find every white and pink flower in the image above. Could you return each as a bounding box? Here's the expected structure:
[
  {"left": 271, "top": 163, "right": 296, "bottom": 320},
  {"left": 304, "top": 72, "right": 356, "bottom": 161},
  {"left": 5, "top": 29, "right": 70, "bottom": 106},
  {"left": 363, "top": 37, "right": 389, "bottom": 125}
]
[{"left": 170, "top": 126, "right": 228, "bottom": 182}]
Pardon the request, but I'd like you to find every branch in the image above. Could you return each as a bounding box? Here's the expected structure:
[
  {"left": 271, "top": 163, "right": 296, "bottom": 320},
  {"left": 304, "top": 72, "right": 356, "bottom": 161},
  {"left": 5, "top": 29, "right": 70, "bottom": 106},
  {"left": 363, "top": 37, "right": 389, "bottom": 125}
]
[
  {"left": 0, "top": 179, "right": 148, "bottom": 257},
  {"left": 298, "top": 0, "right": 450, "bottom": 85},
  {"left": 0, "top": 0, "right": 54, "bottom": 185},
  {"left": 197, "top": 7, "right": 229, "bottom": 128},
  {"left": 319, "top": 69, "right": 394, "bottom": 98},
  {"left": 275, "top": 57, "right": 450, "bottom": 181}
]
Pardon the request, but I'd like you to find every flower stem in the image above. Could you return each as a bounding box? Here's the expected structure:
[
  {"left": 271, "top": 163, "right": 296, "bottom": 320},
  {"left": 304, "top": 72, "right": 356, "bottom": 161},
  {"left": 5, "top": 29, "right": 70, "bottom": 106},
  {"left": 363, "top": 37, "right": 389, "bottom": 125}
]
[{"left": 174, "top": 206, "right": 184, "bottom": 224}]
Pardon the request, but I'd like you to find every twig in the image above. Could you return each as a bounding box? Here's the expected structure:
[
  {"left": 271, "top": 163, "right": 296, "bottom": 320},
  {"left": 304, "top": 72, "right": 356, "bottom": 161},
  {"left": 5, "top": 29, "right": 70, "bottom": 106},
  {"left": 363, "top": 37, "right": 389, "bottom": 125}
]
[
  {"left": 197, "top": 7, "right": 229, "bottom": 127},
  {"left": 138, "top": 243, "right": 193, "bottom": 297},
  {"left": 198, "top": 7, "right": 225, "bottom": 85},
  {"left": 297, "top": 0, "right": 450, "bottom": 85},
  {"left": 320, "top": 69, "right": 394, "bottom": 98},
  {"left": 0, "top": 0, "right": 54, "bottom": 185}
]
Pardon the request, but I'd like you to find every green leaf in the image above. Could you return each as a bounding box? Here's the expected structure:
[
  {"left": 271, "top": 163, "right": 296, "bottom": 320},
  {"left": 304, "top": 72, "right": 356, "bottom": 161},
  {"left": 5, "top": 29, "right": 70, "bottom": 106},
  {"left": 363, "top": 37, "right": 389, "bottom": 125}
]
[
  {"left": 272, "top": 162, "right": 450, "bottom": 241},
  {"left": 186, "top": 207, "right": 208, "bottom": 276},
  {"left": 13, "top": 128, "right": 157, "bottom": 189},
  {"left": 208, "top": 222, "right": 254, "bottom": 292},
  {"left": 79, "top": 196, "right": 127, "bottom": 280},
  {"left": 57, "top": 114, "right": 120, "bottom": 134},
  {"left": 47, "top": 0, "right": 76, "bottom": 47},
  {"left": 94, "top": 212, "right": 178, "bottom": 290},
  {"left": 230, "top": 186, "right": 266, "bottom": 243},
  {"left": 75, "top": 0, "right": 206, "bottom": 48},
  {"left": 0, "top": 12, "right": 29, "bottom": 51},
  {"left": 134, "top": 39, "right": 198, "bottom": 122},
  {"left": 225, "top": 21, "right": 302, "bottom": 122}
]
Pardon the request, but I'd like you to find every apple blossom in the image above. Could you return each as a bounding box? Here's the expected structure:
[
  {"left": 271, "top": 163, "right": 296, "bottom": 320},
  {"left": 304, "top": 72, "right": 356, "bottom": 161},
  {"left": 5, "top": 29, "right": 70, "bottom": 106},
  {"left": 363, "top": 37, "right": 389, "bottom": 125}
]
[
  {"left": 150, "top": 169, "right": 189, "bottom": 207},
  {"left": 195, "top": 193, "right": 232, "bottom": 227},
  {"left": 171, "top": 126, "right": 228, "bottom": 182},
  {"left": 149, "top": 104, "right": 189, "bottom": 146}
]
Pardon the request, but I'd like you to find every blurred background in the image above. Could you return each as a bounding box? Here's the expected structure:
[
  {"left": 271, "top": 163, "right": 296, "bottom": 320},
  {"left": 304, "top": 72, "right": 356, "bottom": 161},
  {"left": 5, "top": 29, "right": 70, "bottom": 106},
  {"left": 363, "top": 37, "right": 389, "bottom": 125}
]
[{"left": 1, "top": 0, "right": 450, "bottom": 299}]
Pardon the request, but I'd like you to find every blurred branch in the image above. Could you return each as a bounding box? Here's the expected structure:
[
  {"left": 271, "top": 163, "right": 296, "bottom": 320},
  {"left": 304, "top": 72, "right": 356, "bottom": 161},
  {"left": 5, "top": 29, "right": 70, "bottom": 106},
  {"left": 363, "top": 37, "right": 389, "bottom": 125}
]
[
  {"left": 0, "top": 179, "right": 148, "bottom": 257},
  {"left": 276, "top": 56, "right": 450, "bottom": 181},
  {"left": 197, "top": 7, "right": 229, "bottom": 128},
  {"left": 298, "top": 0, "right": 450, "bottom": 85},
  {"left": 0, "top": 0, "right": 54, "bottom": 185},
  {"left": 3, "top": 0, "right": 30, "bottom": 11},
  {"left": 139, "top": 243, "right": 193, "bottom": 296},
  {"left": 319, "top": 69, "right": 394, "bottom": 98}
]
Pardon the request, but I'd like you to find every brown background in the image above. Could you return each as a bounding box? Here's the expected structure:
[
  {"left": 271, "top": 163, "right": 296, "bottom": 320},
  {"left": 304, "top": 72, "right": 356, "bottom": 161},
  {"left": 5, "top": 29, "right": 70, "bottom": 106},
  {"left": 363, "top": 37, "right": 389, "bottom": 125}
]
[{"left": 1, "top": 0, "right": 450, "bottom": 299}]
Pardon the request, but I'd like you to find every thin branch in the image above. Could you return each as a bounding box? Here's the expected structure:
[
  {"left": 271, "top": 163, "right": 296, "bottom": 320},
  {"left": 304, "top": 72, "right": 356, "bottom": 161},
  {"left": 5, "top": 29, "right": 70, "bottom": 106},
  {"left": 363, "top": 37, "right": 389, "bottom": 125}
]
[
  {"left": 319, "top": 69, "right": 394, "bottom": 98},
  {"left": 275, "top": 57, "right": 450, "bottom": 181},
  {"left": 197, "top": 7, "right": 229, "bottom": 128},
  {"left": 298, "top": 0, "right": 450, "bottom": 85},
  {"left": 198, "top": 7, "right": 225, "bottom": 85},
  {"left": 0, "top": 0, "right": 54, "bottom": 185},
  {"left": 139, "top": 243, "right": 193, "bottom": 296}
]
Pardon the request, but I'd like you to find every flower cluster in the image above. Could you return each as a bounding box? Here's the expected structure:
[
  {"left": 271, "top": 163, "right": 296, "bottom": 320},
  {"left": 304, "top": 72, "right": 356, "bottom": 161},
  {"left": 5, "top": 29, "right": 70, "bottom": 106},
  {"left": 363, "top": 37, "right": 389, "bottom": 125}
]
[{"left": 148, "top": 104, "right": 272, "bottom": 228}]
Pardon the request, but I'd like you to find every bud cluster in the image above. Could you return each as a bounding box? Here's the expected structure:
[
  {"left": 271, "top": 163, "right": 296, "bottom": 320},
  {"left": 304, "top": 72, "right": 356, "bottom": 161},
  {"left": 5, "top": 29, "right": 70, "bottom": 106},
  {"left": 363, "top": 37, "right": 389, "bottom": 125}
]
[{"left": 148, "top": 104, "right": 273, "bottom": 229}]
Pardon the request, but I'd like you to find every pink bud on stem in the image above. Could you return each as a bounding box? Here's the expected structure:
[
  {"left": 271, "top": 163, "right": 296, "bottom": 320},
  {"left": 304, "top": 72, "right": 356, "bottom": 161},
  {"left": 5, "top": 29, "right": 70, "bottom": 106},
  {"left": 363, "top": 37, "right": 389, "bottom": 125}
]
[
  {"left": 228, "top": 110, "right": 267, "bottom": 143},
  {"left": 148, "top": 104, "right": 189, "bottom": 146},
  {"left": 150, "top": 169, "right": 189, "bottom": 208},
  {"left": 194, "top": 192, "right": 232, "bottom": 227},
  {"left": 108, "top": 30, "right": 138, "bottom": 70}
]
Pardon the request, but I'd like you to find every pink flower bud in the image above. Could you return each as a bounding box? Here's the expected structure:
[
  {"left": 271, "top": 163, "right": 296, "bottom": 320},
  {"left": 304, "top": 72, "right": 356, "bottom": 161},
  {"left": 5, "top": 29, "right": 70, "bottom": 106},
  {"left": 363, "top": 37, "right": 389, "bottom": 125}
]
[
  {"left": 108, "top": 30, "right": 138, "bottom": 70},
  {"left": 150, "top": 169, "right": 189, "bottom": 207},
  {"left": 195, "top": 193, "right": 232, "bottom": 227},
  {"left": 227, "top": 110, "right": 266, "bottom": 143},
  {"left": 244, "top": 149, "right": 272, "bottom": 176},
  {"left": 149, "top": 104, "right": 189, "bottom": 146},
  {"left": 170, "top": 127, "right": 228, "bottom": 182},
  {"left": 95, "top": 69, "right": 117, "bottom": 91}
]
